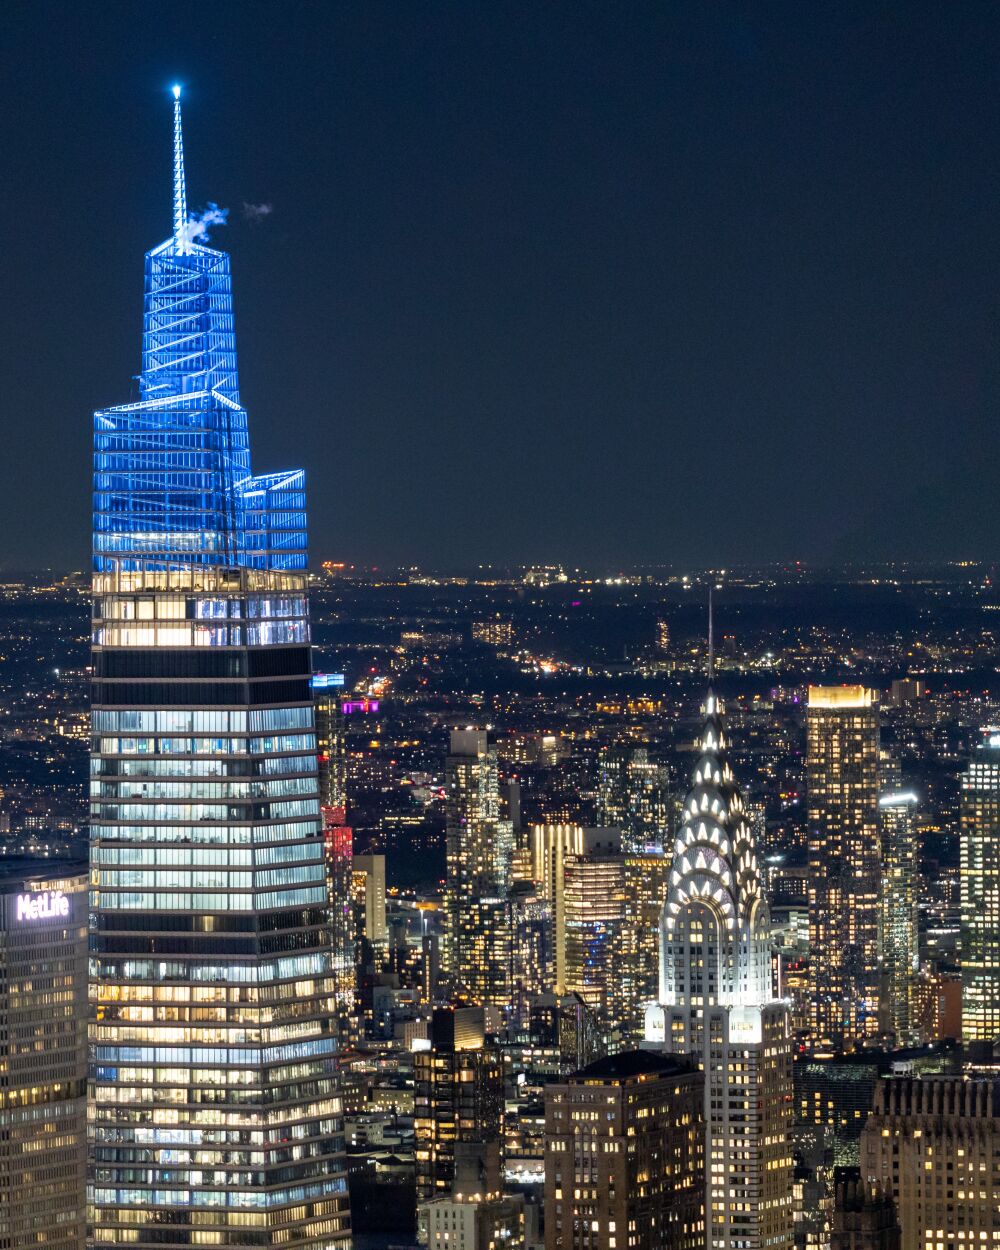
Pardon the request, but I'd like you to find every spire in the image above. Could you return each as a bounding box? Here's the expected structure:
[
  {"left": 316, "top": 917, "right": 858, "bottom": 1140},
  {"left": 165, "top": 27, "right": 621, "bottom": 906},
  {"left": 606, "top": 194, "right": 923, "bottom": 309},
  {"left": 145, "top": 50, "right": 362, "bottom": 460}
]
[
  {"left": 172, "top": 85, "right": 188, "bottom": 253},
  {"left": 708, "top": 585, "right": 715, "bottom": 683}
]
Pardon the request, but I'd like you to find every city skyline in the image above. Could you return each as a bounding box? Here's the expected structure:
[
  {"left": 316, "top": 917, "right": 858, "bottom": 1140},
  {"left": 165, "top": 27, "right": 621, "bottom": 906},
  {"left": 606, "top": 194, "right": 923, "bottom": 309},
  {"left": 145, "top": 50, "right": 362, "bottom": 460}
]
[
  {"left": 4, "top": 2, "right": 1000, "bottom": 569},
  {"left": 7, "top": 8, "right": 1000, "bottom": 1250}
]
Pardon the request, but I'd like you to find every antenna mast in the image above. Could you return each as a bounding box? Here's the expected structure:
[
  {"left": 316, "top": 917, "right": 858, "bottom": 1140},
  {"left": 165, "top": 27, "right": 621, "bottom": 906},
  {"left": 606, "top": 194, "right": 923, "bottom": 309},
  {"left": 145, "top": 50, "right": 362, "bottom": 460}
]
[{"left": 172, "top": 85, "right": 188, "bottom": 252}]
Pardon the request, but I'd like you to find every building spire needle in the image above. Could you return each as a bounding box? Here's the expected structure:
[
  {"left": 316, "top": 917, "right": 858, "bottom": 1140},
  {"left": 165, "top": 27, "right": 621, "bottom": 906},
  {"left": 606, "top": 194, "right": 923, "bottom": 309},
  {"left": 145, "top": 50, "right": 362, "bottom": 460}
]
[
  {"left": 172, "top": 85, "right": 188, "bottom": 252},
  {"left": 708, "top": 584, "right": 715, "bottom": 684}
]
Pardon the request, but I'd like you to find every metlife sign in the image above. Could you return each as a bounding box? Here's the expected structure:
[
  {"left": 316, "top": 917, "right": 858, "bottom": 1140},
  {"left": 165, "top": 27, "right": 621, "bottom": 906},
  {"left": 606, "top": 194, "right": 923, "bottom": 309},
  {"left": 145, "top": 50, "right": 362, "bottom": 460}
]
[{"left": 16, "top": 890, "right": 70, "bottom": 922}]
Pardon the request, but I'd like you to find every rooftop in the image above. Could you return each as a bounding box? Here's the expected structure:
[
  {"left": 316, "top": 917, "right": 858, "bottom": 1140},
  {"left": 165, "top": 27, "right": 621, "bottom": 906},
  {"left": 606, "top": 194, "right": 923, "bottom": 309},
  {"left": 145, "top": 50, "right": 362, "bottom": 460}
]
[
  {"left": 0, "top": 856, "right": 88, "bottom": 893},
  {"left": 572, "top": 1049, "right": 695, "bottom": 1082}
]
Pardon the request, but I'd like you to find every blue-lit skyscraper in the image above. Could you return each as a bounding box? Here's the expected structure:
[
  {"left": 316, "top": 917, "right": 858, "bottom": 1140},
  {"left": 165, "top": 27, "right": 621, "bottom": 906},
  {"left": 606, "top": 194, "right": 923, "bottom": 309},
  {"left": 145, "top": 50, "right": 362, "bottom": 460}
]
[{"left": 88, "top": 90, "right": 350, "bottom": 1249}]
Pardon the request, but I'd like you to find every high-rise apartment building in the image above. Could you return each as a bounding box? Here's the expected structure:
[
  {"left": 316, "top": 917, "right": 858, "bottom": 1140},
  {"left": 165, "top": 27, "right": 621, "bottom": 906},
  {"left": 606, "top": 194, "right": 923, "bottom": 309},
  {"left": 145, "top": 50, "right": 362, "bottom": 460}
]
[
  {"left": 352, "top": 853, "right": 388, "bottom": 946},
  {"left": 525, "top": 824, "right": 624, "bottom": 1007},
  {"left": 647, "top": 688, "right": 793, "bottom": 1250},
  {"left": 509, "top": 881, "right": 554, "bottom": 1025},
  {"left": 0, "top": 862, "right": 87, "bottom": 1250},
  {"left": 414, "top": 1008, "right": 504, "bottom": 1207},
  {"left": 620, "top": 850, "right": 670, "bottom": 1040},
  {"left": 860, "top": 1077, "right": 1000, "bottom": 1250},
  {"left": 596, "top": 744, "right": 668, "bottom": 854},
  {"left": 526, "top": 822, "right": 583, "bottom": 992},
  {"left": 562, "top": 830, "right": 627, "bottom": 1032},
  {"left": 879, "top": 791, "right": 919, "bottom": 1044},
  {"left": 960, "top": 731, "right": 1000, "bottom": 1042},
  {"left": 806, "top": 686, "right": 881, "bottom": 1051},
  {"left": 88, "top": 92, "right": 349, "bottom": 1248},
  {"left": 445, "top": 730, "right": 514, "bottom": 1012},
  {"left": 471, "top": 617, "right": 515, "bottom": 650},
  {"left": 543, "top": 1050, "right": 704, "bottom": 1250}
]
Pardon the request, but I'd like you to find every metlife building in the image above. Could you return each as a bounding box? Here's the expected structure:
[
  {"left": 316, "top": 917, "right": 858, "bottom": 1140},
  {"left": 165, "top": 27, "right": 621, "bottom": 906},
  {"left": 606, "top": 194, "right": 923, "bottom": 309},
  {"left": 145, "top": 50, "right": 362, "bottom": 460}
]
[{"left": 0, "top": 859, "right": 88, "bottom": 1250}]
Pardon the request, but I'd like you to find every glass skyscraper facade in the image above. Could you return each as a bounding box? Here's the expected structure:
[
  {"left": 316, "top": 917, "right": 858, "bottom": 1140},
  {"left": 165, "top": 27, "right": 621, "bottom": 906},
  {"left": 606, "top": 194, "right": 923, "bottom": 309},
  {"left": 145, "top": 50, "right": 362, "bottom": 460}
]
[{"left": 88, "top": 91, "right": 350, "bottom": 1248}]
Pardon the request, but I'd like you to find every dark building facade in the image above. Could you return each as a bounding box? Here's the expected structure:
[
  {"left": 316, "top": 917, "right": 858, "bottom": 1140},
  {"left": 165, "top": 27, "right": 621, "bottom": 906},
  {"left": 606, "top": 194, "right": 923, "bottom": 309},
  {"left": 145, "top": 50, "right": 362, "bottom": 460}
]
[
  {"left": 830, "top": 1170, "right": 900, "bottom": 1250},
  {"left": 414, "top": 1008, "right": 504, "bottom": 1205}
]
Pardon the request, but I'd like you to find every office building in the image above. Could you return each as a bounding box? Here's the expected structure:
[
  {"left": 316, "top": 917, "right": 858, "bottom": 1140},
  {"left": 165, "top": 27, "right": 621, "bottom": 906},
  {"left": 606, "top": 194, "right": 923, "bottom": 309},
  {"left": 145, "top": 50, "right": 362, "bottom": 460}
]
[
  {"left": 424, "top": 1192, "right": 526, "bottom": 1250},
  {"left": 527, "top": 991, "right": 604, "bottom": 1071},
  {"left": 887, "top": 679, "right": 925, "bottom": 709},
  {"left": 0, "top": 862, "right": 87, "bottom": 1250},
  {"left": 88, "top": 92, "right": 349, "bottom": 1248},
  {"left": 830, "top": 1171, "right": 900, "bottom": 1250},
  {"left": 647, "top": 687, "right": 793, "bottom": 1250},
  {"left": 596, "top": 744, "right": 668, "bottom": 854},
  {"left": 806, "top": 686, "right": 881, "bottom": 1051},
  {"left": 879, "top": 791, "right": 919, "bottom": 1044},
  {"left": 543, "top": 1050, "right": 704, "bottom": 1250},
  {"left": 860, "top": 1077, "right": 1000, "bottom": 1250},
  {"left": 414, "top": 1008, "right": 504, "bottom": 1207},
  {"left": 960, "top": 731, "right": 1000, "bottom": 1042},
  {"left": 444, "top": 729, "right": 514, "bottom": 1011}
]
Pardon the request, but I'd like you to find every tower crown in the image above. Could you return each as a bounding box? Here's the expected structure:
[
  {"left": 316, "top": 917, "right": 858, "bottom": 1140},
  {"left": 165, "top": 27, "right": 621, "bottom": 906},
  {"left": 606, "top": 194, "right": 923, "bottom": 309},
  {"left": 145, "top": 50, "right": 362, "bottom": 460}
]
[
  {"left": 659, "top": 686, "right": 772, "bottom": 1007},
  {"left": 92, "top": 91, "right": 307, "bottom": 580}
]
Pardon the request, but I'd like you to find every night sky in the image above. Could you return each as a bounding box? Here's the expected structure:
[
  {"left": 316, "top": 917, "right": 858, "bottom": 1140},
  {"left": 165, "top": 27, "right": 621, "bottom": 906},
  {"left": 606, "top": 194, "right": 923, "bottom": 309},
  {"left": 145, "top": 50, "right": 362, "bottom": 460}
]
[{"left": 3, "top": 2, "right": 1000, "bottom": 571}]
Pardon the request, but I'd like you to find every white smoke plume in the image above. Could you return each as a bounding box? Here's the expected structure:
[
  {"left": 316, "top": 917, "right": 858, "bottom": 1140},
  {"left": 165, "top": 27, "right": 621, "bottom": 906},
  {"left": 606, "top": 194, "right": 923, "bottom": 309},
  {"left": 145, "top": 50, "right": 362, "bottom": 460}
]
[
  {"left": 243, "top": 202, "right": 274, "bottom": 223},
  {"left": 179, "top": 203, "right": 229, "bottom": 247}
]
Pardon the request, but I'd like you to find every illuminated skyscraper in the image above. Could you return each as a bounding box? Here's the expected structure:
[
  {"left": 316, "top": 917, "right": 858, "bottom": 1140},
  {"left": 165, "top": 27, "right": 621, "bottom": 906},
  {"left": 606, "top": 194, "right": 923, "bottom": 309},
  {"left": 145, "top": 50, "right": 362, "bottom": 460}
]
[
  {"left": 315, "top": 672, "right": 355, "bottom": 1014},
  {"left": 563, "top": 832, "right": 627, "bottom": 1033},
  {"left": 620, "top": 850, "right": 669, "bottom": 1039},
  {"left": 646, "top": 687, "right": 793, "bottom": 1250},
  {"left": 0, "top": 862, "right": 87, "bottom": 1250},
  {"left": 806, "top": 685, "right": 881, "bottom": 1051},
  {"left": 960, "top": 731, "right": 1000, "bottom": 1042},
  {"left": 88, "top": 92, "right": 349, "bottom": 1248},
  {"left": 596, "top": 744, "right": 668, "bottom": 854},
  {"left": 879, "top": 790, "right": 919, "bottom": 1045},
  {"left": 444, "top": 730, "right": 514, "bottom": 1012}
]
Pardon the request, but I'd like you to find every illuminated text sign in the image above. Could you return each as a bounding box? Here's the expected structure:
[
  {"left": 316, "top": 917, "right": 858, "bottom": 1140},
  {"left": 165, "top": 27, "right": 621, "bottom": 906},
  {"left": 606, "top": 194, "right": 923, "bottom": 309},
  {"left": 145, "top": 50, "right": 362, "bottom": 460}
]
[{"left": 16, "top": 890, "right": 70, "bottom": 922}]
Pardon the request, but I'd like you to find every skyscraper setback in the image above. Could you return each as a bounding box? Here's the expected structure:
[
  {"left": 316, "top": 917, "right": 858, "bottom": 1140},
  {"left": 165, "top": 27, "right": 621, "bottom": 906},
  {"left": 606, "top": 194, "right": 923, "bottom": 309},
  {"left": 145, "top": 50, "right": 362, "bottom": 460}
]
[{"left": 88, "top": 92, "right": 349, "bottom": 1248}]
